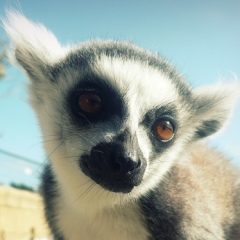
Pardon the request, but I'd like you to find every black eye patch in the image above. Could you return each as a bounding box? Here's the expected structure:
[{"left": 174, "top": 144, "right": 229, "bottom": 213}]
[{"left": 68, "top": 75, "right": 126, "bottom": 126}]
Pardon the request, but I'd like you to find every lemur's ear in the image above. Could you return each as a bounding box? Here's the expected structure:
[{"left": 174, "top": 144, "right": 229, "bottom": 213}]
[
  {"left": 3, "top": 10, "right": 68, "bottom": 82},
  {"left": 191, "top": 83, "right": 240, "bottom": 139}
]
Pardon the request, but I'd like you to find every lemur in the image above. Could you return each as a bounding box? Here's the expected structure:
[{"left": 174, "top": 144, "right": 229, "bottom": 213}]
[{"left": 3, "top": 11, "right": 240, "bottom": 240}]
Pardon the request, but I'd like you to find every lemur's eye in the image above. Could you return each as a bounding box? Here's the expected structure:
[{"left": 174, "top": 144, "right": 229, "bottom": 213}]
[
  {"left": 78, "top": 92, "right": 103, "bottom": 113},
  {"left": 154, "top": 120, "right": 174, "bottom": 141}
]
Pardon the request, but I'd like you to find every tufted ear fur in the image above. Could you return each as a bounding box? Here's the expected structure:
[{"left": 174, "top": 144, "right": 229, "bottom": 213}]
[
  {"left": 2, "top": 10, "right": 69, "bottom": 82},
  {"left": 191, "top": 83, "right": 240, "bottom": 139}
]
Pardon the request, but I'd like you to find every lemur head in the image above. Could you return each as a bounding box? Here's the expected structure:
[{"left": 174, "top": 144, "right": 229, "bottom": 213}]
[{"left": 3, "top": 11, "right": 239, "bottom": 210}]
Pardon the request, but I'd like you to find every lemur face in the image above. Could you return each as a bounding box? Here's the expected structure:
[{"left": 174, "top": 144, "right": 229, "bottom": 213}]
[
  {"left": 4, "top": 12, "right": 239, "bottom": 204},
  {"left": 60, "top": 51, "right": 187, "bottom": 194},
  {"left": 32, "top": 45, "right": 197, "bottom": 197}
]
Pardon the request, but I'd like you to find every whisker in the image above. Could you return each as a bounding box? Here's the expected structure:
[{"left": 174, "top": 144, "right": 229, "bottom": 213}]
[
  {"left": 89, "top": 185, "right": 102, "bottom": 203},
  {"left": 74, "top": 180, "right": 92, "bottom": 189},
  {"left": 73, "top": 182, "right": 96, "bottom": 204}
]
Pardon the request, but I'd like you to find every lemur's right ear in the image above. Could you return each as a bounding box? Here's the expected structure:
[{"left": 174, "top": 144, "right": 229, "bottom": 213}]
[
  {"left": 3, "top": 10, "right": 69, "bottom": 82},
  {"left": 191, "top": 83, "right": 240, "bottom": 139}
]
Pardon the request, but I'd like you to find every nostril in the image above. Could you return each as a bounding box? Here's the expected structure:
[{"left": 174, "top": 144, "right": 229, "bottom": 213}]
[
  {"left": 113, "top": 157, "right": 141, "bottom": 176},
  {"left": 136, "top": 159, "right": 141, "bottom": 168},
  {"left": 111, "top": 156, "right": 138, "bottom": 175},
  {"left": 126, "top": 159, "right": 138, "bottom": 172}
]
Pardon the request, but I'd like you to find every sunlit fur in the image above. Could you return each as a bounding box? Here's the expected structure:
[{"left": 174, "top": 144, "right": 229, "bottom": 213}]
[{"left": 3, "top": 11, "right": 240, "bottom": 240}]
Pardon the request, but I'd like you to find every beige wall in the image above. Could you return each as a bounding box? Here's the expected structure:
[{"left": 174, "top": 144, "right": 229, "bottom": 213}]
[{"left": 0, "top": 186, "right": 51, "bottom": 240}]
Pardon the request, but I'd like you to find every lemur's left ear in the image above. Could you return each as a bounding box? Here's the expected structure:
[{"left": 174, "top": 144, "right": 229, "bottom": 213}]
[
  {"left": 191, "top": 83, "right": 240, "bottom": 139},
  {"left": 3, "top": 10, "right": 69, "bottom": 82}
]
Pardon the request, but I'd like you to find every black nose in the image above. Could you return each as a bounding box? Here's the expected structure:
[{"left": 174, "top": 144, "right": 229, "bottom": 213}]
[
  {"left": 80, "top": 142, "right": 146, "bottom": 193},
  {"left": 91, "top": 143, "right": 140, "bottom": 177}
]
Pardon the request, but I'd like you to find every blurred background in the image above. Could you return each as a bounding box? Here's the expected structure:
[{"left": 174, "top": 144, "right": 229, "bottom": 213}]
[{"left": 0, "top": 0, "right": 239, "bottom": 238}]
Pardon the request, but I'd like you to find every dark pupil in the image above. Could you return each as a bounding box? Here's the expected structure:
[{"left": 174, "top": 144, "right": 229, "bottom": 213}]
[
  {"left": 79, "top": 93, "right": 102, "bottom": 113},
  {"left": 161, "top": 124, "right": 167, "bottom": 130}
]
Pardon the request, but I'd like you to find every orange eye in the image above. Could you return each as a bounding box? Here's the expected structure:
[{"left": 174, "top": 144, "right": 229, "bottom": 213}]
[
  {"left": 79, "top": 92, "right": 103, "bottom": 113},
  {"left": 154, "top": 120, "right": 174, "bottom": 141}
]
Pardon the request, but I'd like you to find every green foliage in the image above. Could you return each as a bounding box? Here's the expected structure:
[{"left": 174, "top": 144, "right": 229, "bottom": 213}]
[{"left": 10, "top": 182, "right": 35, "bottom": 192}]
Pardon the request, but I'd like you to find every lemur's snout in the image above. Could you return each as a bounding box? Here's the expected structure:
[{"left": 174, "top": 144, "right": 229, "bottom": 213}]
[
  {"left": 80, "top": 142, "right": 146, "bottom": 193},
  {"left": 91, "top": 143, "right": 140, "bottom": 176}
]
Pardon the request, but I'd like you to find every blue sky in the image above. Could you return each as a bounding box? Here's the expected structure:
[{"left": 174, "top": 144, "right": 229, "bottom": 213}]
[{"left": 0, "top": 0, "right": 239, "bottom": 189}]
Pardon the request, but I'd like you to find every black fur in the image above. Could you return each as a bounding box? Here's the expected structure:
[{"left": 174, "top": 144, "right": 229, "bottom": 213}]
[
  {"left": 41, "top": 165, "right": 65, "bottom": 240},
  {"left": 68, "top": 74, "right": 126, "bottom": 127},
  {"left": 195, "top": 119, "right": 221, "bottom": 138}
]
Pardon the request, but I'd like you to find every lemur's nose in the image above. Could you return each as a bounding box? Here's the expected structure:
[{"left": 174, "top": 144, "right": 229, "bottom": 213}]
[
  {"left": 80, "top": 141, "right": 146, "bottom": 193},
  {"left": 90, "top": 143, "right": 141, "bottom": 177}
]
